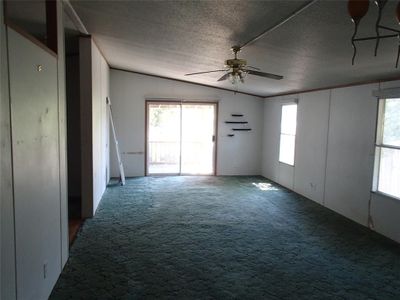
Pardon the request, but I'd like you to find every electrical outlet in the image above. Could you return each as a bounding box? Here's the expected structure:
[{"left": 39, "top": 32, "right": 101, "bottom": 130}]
[{"left": 43, "top": 262, "right": 48, "bottom": 279}]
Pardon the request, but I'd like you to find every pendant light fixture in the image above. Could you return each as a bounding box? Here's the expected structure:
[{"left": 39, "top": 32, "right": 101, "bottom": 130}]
[
  {"left": 349, "top": 0, "right": 400, "bottom": 67},
  {"left": 348, "top": 0, "right": 370, "bottom": 23},
  {"left": 397, "top": 1, "right": 400, "bottom": 23}
]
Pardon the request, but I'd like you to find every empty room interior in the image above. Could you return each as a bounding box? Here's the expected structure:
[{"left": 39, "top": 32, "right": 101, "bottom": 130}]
[{"left": 1, "top": 0, "right": 400, "bottom": 299}]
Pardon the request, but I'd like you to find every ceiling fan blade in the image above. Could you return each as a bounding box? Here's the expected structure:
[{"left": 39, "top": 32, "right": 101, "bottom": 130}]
[
  {"left": 246, "top": 69, "right": 283, "bottom": 80},
  {"left": 185, "top": 69, "right": 227, "bottom": 76},
  {"left": 246, "top": 65, "right": 261, "bottom": 71},
  {"left": 217, "top": 73, "right": 230, "bottom": 82}
]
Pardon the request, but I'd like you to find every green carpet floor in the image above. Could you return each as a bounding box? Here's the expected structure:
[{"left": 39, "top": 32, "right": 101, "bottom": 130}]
[{"left": 51, "top": 176, "right": 400, "bottom": 299}]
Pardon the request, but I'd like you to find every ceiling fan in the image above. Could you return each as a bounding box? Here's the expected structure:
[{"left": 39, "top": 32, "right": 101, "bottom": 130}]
[{"left": 184, "top": 46, "right": 283, "bottom": 84}]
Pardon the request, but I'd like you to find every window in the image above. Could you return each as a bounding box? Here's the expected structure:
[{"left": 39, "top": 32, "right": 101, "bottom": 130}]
[
  {"left": 279, "top": 103, "right": 297, "bottom": 165},
  {"left": 374, "top": 98, "right": 400, "bottom": 199}
]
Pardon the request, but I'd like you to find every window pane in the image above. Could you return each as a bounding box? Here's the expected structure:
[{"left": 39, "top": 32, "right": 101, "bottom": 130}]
[
  {"left": 378, "top": 148, "right": 400, "bottom": 198},
  {"left": 181, "top": 104, "right": 215, "bottom": 175},
  {"left": 279, "top": 134, "right": 295, "bottom": 165},
  {"left": 281, "top": 104, "right": 297, "bottom": 135},
  {"left": 382, "top": 98, "right": 400, "bottom": 146}
]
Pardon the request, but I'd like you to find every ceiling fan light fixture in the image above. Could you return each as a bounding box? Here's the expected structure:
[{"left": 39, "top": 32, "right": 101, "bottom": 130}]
[
  {"left": 229, "top": 72, "right": 242, "bottom": 84},
  {"left": 229, "top": 73, "right": 236, "bottom": 84},
  {"left": 239, "top": 71, "right": 247, "bottom": 83}
]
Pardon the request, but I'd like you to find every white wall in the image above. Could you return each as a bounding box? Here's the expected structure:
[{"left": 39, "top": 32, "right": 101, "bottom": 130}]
[
  {"left": 324, "top": 84, "right": 377, "bottom": 225},
  {"left": 294, "top": 90, "right": 330, "bottom": 205},
  {"left": 1, "top": 1, "right": 17, "bottom": 298},
  {"left": 7, "top": 27, "right": 62, "bottom": 300},
  {"left": 80, "top": 37, "right": 110, "bottom": 217},
  {"left": 1, "top": 2, "right": 69, "bottom": 298},
  {"left": 262, "top": 80, "right": 400, "bottom": 243},
  {"left": 91, "top": 41, "right": 110, "bottom": 213},
  {"left": 110, "top": 70, "right": 264, "bottom": 177}
]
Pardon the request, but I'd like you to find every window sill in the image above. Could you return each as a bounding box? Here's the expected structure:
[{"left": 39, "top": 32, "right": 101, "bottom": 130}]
[
  {"left": 371, "top": 190, "right": 400, "bottom": 202},
  {"left": 278, "top": 161, "right": 295, "bottom": 167}
]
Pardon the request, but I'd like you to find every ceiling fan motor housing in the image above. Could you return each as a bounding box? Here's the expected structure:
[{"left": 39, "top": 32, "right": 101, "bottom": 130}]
[{"left": 225, "top": 58, "right": 247, "bottom": 69}]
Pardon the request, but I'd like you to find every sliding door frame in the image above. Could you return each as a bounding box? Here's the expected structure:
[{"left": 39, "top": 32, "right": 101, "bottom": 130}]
[{"left": 145, "top": 100, "right": 218, "bottom": 176}]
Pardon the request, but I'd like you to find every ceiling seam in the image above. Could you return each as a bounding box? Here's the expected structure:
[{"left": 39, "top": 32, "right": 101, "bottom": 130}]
[
  {"left": 240, "top": 0, "right": 319, "bottom": 49},
  {"left": 62, "top": 0, "right": 89, "bottom": 35}
]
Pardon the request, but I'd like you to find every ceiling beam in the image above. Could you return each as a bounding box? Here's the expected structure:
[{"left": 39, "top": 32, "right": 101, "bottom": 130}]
[
  {"left": 240, "top": 0, "right": 319, "bottom": 49},
  {"left": 62, "top": 0, "right": 89, "bottom": 35}
]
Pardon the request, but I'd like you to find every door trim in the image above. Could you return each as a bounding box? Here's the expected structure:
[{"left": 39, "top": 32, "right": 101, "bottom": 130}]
[{"left": 145, "top": 100, "right": 218, "bottom": 176}]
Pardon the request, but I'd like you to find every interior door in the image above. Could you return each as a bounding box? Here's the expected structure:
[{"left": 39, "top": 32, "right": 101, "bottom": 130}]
[{"left": 146, "top": 101, "right": 217, "bottom": 175}]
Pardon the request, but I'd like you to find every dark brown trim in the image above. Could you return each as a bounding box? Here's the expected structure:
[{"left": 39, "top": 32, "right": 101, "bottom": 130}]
[
  {"left": 4, "top": 0, "right": 58, "bottom": 57},
  {"left": 144, "top": 101, "right": 148, "bottom": 176},
  {"left": 264, "top": 76, "right": 400, "bottom": 98},
  {"left": 66, "top": 53, "right": 79, "bottom": 57},
  {"left": 146, "top": 99, "right": 182, "bottom": 104},
  {"left": 214, "top": 102, "right": 219, "bottom": 176},
  {"left": 6, "top": 21, "right": 57, "bottom": 58},
  {"left": 146, "top": 99, "right": 219, "bottom": 105},
  {"left": 79, "top": 37, "right": 94, "bottom": 218},
  {"left": 111, "top": 67, "right": 264, "bottom": 98},
  {"left": 146, "top": 99, "right": 218, "bottom": 104},
  {"left": 45, "top": 0, "right": 57, "bottom": 54}
]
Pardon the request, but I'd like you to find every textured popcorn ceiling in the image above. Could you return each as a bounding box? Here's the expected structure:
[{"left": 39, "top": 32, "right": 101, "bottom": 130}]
[{"left": 71, "top": 0, "right": 400, "bottom": 97}]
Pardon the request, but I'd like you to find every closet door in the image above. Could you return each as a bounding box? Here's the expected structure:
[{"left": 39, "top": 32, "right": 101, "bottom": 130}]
[{"left": 8, "top": 28, "right": 61, "bottom": 300}]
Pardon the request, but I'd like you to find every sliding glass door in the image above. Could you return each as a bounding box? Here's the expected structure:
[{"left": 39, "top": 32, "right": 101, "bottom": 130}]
[
  {"left": 146, "top": 101, "right": 217, "bottom": 175},
  {"left": 147, "top": 103, "right": 181, "bottom": 174},
  {"left": 181, "top": 104, "right": 215, "bottom": 174}
]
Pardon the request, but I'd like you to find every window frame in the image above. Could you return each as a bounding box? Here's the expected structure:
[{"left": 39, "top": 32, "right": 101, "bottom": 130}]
[
  {"left": 278, "top": 102, "right": 298, "bottom": 166},
  {"left": 373, "top": 98, "right": 400, "bottom": 200}
]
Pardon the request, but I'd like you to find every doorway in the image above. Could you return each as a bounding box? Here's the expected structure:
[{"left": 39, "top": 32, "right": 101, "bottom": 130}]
[
  {"left": 64, "top": 10, "right": 83, "bottom": 244},
  {"left": 146, "top": 101, "right": 217, "bottom": 175}
]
